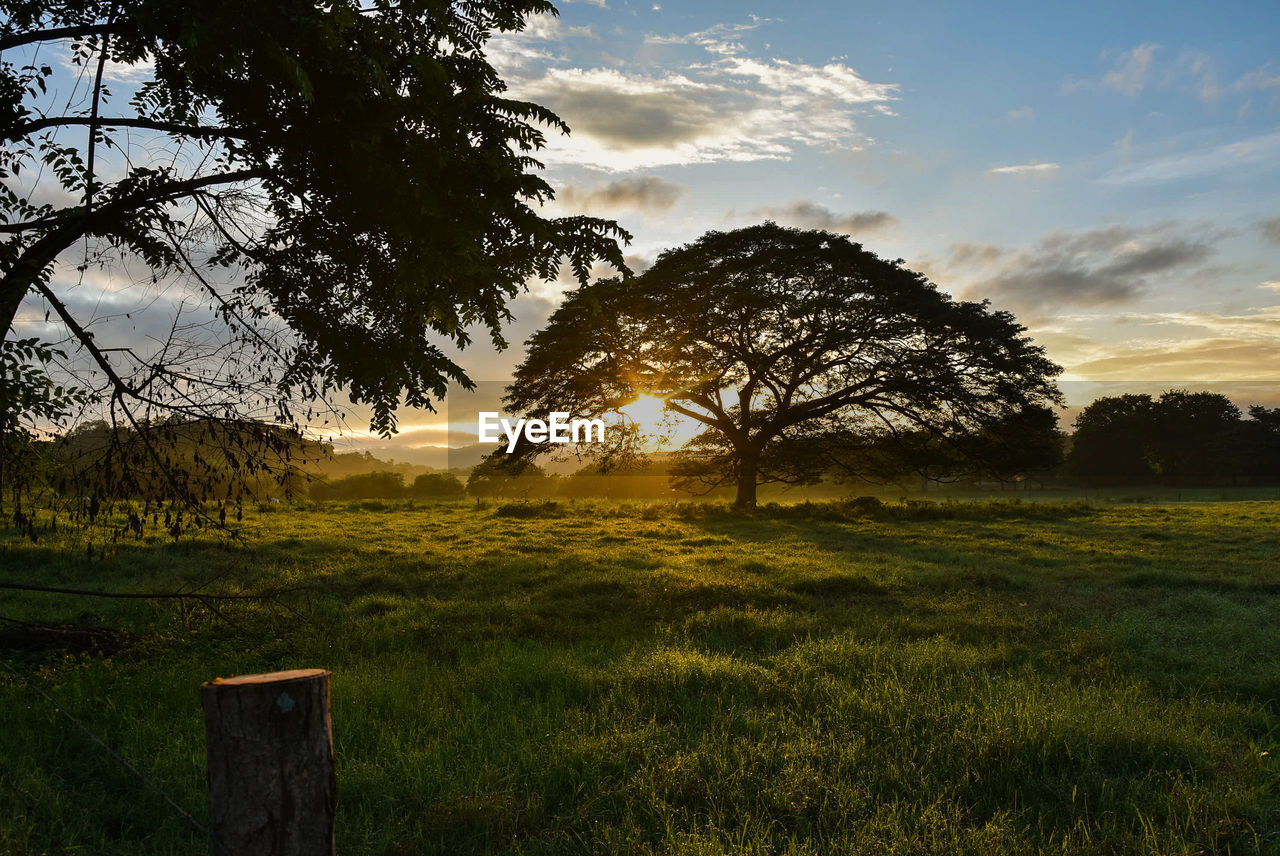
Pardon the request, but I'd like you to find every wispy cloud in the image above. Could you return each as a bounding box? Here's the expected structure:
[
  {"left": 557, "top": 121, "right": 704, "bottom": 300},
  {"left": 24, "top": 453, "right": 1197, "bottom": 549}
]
[
  {"left": 1066, "top": 43, "right": 1280, "bottom": 109},
  {"left": 485, "top": 12, "right": 597, "bottom": 66},
  {"left": 1098, "top": 130, "right": 1280, "bottom": 186},
  {"left": 988, "top": 161, "right": 1059, "bottom": 176},
  {"left": 556, "top": 176, "right": 684, "bottom": 213},
  {"left": 1065, "top": 306, "right": 1280, "bottom": 381},
  {"left": 749, "top": 200, "right": 897, "bottom": 235},
  {"left": 941, "top": 223, "right": 1223, "bottom": 317},
  {"left": 61, "top": 46, "right": 154, "bottom": 83},
  {"left": 1233, "top": 67, "right": 1280, "bottom": 97},
  {"left": 1102, "top": 43, "right": 1159, "bottom": 96},
  {"left": 1068, "top": 338, "right": 1280, "bottom": 381},
  {"left": 497, "top": 16, "right": 897, "bottom": 170}
]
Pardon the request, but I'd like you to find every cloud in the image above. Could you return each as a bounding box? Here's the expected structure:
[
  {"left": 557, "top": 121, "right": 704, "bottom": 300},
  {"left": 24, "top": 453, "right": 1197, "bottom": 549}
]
[
  {"left": 484, "top": 12, "right": 597, "bottom": 67},
  {"left": 61, "top": 45, "right": 155, "bottom": 84},
  {"left": 557, "top": 176, "right": 685, "bottom": 212},
  {"left": 1046, "top": 307, "right": 1280, "bottom": 382},
  {"left": 643, "top": 17, "right": 778, "bottom": 54},
  {"left": 988, "top": 161, "right": 1059, "bottom": 176},
  {"left": 1118, "top": 306, "right": 1280, "bottom": 339},
  {"left": 501, "top": 17, "right": 897, "bottom": 170},
  {"left": 1102, "top": 43, "right": 1159, "bottom": 96},
  {"left": 1066, "top": 47, "right": 1278, "bottom": 108},
  {"left": 1229, "top": 65, "right": 1280, "bottom": 100},
  {"left": 1260, "top": 281, "right": 1280, "bottom": 291},
  {"left": 523, "top": 68, "right": 731, "bottom": 149},
  {"left": 749, "top": 200, "right": 897, "bottom": 235},
  {"left": 716, "top": 56, "right": 898, "bottom": 106},
  {"left": 1004, "top": 106, "right": 1035, "bottom": 121},
  {"left": 1068, "top": 338, "right": 1280, "bottom": 381},
  {"left": 1259, "top": 216, "right": 1280, "bottom": 245},
  {"left": 523, "top": 254, "right": 650, "bottom": 304},
  {"left": 1098, "top": 129, "right": 1280, "bottom": 187},
  {"left": 521, "top": 13, "right": 596, "bottom": 40},
  {"left": 943, "top": 224, "right": 1220, "bottom": 316},
  {"left": 1182, "top": 50, "right": 1219, "bottom": 102},
  {"left": 947, "top": 243, "right": 1005, "bottom": 267},
  {"left": 1115, "top": 129, "right": 1135, "bottom": 161}
]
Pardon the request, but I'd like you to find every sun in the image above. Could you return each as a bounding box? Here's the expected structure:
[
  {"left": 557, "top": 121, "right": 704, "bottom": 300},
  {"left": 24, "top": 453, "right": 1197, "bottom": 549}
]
[{"left": 618, "top": 393, "right": 670, "bottom": 435}]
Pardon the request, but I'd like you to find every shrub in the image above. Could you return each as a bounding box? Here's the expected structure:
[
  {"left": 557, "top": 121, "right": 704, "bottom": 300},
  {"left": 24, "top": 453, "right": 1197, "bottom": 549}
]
[
  {"left": 410, "top": 472, "right": 465, "bottom": 498},
  {"left": 309, "top": 471, "right": 406, "bottom": 501}
]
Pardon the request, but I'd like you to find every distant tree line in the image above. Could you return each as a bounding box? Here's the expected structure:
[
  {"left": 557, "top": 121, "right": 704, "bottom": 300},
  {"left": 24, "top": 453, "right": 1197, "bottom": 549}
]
[
  {"left": 4, "top": 417, "right": 314, "bottom": 509},
  {"left": 469, "top": 388, "right": 1280, "bottom": 497},
  {"left": 1065, "top": 390, "right": 1280, "bottom": 485},
  {"left": 8, "top": 389, "right": 1276, "bottom": 514},
  {"left": 309, "top": 471, "right": 464, "bottom": 501},
  {"left": 0, "top": 416, "right": 465, "bottom": 517}
]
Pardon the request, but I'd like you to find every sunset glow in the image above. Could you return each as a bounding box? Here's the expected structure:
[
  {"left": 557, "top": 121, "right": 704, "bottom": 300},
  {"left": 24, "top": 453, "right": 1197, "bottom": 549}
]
[{"left": 618, "top": 393, "right": 671, "bottom": 436}]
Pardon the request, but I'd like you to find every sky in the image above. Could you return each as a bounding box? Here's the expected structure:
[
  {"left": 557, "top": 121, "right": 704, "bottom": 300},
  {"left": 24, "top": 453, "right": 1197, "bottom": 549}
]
[
  {"left": 363, "top": 0, "right": 1277, "bottom": 461},
  {"left": 466, "top": 0, "right": 1280, "bottom": 378},
  {"left": 13, "top": 1, "right": 1280, "bottom": 461}
]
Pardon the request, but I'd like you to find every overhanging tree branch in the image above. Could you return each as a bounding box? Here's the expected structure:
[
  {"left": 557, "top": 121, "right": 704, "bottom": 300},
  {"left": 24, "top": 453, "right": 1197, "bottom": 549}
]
[
  {"left": 10, "top": 116, "right": 249, "bottom": 141},
  {"left": 1, "top": 168, "right": 265, "bottom": 331},
  {"left": 3, "top": 0, "right": 630, "bottom": 531},
  {"left": 0, "top": 23, "right": 114, "bottom": 52}
]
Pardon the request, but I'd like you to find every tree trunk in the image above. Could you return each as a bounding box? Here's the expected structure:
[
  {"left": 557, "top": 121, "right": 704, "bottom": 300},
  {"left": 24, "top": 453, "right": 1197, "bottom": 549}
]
[
  {"left": 735, "top": 452, "right": 758, "bottom": 508},
  {"left": 201, "top": 669, "right": 336, "bottom": 856}
]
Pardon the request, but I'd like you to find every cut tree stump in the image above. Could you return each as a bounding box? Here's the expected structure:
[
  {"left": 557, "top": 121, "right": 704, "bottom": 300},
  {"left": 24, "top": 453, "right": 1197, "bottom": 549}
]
[{"left": 201, "top": 669, "right": 336, "bottom": 856}]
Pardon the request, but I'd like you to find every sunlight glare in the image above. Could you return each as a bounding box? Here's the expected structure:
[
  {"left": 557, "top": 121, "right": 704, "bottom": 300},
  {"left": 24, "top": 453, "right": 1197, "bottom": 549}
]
[{"left": 618, "top": 393, "right": 670, "bottom": 435}]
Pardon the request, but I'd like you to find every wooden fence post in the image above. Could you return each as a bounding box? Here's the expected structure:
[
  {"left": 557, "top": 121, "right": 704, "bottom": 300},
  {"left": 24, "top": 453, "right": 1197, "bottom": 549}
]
[{"left": 201, "top": 669, "right": 336, "bottom": 856}]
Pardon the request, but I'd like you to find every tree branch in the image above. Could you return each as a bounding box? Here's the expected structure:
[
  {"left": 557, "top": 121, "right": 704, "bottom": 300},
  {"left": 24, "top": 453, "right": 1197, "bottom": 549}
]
[
  {"left": 12, "top": 116, "right": 248, "bottom": 140},
  {"left": 0, "top": 23, "right": 114, "bottom": 52},
  {"left": 1, "top": 168, "right": 265, "bottom": 331},
  {"left": 666, "top": 399, "right": 728, "bottom": 431},
  {"left": 85, "top": 19, "right": 111, "bottom": 215}
]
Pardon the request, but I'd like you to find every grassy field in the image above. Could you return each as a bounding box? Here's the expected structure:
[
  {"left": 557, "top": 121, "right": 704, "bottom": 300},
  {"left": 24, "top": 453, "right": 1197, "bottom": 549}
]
[{"left": 2, "top": 498, "right": 1279, "bottom": 854}]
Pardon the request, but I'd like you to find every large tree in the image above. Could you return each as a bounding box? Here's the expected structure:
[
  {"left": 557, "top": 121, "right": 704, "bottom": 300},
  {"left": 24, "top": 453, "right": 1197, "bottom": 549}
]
[
  {"left": 0, "top": 0, "right": 627, "bottom": 509},
  {"left": 506, "top": 223, "right": 1063, "bottom": 507}
]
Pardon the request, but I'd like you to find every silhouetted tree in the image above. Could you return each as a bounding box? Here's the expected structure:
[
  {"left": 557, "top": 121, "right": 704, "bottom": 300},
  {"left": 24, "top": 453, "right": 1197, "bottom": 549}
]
[
  {"left": 506, "top": 224, "right": 1063, "bottom": 507},
  {"left": 1066, "top": 394, "right": 1157, "bottom": 483},
  {"left": 1146, "top": 390, "right": 1244, "bottom": 480},
  {"left": 1, "top": 0, "right": 627, "bottom": 519},
  {"left": 1245, "top": 405, "right": 1280, "bottom": 480}
]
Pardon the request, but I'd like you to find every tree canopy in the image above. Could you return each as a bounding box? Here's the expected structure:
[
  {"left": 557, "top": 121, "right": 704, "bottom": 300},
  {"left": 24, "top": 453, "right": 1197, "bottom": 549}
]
[
  {"left": 0, "top": 0, "right": 627, "bottom": 513},
  {"left": 506, "top": 223, "right": 1064, "bottom": 506},
  {"left": 1067, "top": 390, "right": 1278, "bottom": 484}
]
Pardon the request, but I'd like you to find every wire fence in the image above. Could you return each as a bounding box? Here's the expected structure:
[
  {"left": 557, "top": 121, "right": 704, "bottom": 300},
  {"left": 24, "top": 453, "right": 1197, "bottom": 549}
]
[{"left": 0, "top": 657, "right": 225, "bottom": 851}]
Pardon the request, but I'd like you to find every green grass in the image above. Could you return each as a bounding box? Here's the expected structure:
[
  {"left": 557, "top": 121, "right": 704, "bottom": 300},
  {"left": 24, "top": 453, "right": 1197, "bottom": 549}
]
[{"left": 2, "top": 498, "right": 1279, "bottom": 854}]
